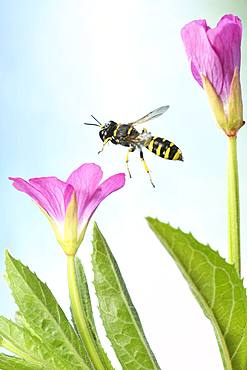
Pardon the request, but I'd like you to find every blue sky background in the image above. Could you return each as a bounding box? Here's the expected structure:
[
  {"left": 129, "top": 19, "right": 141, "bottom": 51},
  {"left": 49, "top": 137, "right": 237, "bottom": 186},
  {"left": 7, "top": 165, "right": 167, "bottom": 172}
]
[{"left": 1, "top": 1, "right": 247, "bottom": 369}]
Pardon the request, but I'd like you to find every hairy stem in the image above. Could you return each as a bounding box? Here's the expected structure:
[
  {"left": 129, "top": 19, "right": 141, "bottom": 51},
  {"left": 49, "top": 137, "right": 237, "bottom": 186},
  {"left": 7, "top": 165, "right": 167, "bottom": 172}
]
[
  {"left": 67, "top": 255, "right": 105, "bottom": 370},
  {"left": 227, "top": 135, "right": 241, "bottom": 275}
]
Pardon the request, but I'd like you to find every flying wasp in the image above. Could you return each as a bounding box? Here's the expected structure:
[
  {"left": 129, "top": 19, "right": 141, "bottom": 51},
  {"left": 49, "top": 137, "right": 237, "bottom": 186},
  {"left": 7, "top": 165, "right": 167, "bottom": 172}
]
[{"left": 84, "top": 106, "right": 183, "bottom": 187}]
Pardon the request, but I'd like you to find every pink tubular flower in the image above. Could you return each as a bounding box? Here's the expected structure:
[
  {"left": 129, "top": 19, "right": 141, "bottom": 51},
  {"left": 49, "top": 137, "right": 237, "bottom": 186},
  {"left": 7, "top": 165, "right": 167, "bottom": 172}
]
[
  {"left": 181, "top": 14, "right": 244, "bottom": 136},
  {"left": 9, "top": 164, "right": 125, "bottom": 255}
]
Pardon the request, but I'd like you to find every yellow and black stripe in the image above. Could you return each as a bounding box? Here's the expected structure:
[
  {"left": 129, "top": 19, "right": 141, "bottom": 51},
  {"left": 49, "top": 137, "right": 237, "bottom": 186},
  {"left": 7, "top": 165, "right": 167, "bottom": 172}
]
[{"left": 145, "top": 136, "right": 183, "bottom": 161}]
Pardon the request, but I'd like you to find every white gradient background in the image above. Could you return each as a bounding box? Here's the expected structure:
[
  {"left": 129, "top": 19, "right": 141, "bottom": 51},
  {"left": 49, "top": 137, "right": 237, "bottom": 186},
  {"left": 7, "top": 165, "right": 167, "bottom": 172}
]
[{"left": 1, "top": 1, "right": 247, "bottom": 369}]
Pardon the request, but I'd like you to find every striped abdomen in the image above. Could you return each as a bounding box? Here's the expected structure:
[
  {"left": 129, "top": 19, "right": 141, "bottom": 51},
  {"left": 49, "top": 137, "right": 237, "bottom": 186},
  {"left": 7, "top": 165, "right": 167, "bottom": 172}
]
[{"left": 145, "top": 136, "right": 183, "bottom": 161}]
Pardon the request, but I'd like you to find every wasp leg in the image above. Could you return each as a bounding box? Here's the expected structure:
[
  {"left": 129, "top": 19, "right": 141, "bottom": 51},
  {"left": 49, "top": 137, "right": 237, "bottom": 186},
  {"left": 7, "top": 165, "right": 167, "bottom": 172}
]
[
  {"left": 139, "top": 149, "right": 155, "bottom": 188},
  {"left": 98, "top": 137, "right": 111, "bottom": 154},
  {"left": 125, "top": 147, "right": 135, "bottom": 178},
  {"left": 141, "top": 128, "right": 148, "bottom": 133}
]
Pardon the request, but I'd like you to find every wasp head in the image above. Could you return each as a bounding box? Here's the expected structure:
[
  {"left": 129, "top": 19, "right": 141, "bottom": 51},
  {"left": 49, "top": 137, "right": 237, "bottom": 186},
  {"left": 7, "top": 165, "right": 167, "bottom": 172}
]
[
  {"left": 99, "top": 121, "right": 117, "bottom": 142},
  {"left": 84, "top": 116, "right": 118, "bottom": 142}
]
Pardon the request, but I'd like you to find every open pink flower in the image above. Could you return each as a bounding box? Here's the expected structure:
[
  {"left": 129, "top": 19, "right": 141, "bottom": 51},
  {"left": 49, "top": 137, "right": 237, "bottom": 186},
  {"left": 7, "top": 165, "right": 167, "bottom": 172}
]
[
  {"left": 9, "top": 163, "right": 125, "bottom": 255},
  {"left": 181, "top": 15, "right": 243, "bottom": 136}
]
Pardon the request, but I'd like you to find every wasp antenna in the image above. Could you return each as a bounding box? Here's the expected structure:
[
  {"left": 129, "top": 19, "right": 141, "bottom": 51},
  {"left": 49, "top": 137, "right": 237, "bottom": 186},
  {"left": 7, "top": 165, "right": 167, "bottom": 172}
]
[
  {"left": 91, "top": 115, "right": 101, "bottom": 125},
  {"left": 83, "top": 122, "right": 99, "bottom": 127}
]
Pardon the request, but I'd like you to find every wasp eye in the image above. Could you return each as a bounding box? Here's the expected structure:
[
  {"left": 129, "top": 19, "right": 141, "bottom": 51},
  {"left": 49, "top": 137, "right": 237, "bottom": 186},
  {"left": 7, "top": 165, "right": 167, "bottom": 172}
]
[{"left": 99, "top": 129, "right": 105, "bottom": 141}]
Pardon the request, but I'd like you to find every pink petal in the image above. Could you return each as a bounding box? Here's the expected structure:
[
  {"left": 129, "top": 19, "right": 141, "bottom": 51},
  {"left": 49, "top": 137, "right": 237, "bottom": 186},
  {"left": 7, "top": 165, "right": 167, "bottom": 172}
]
[
  {"left": 181, "top": 20, "right": 223, "bottom": 95},
  {"left": 82, "top": 173, "right": 125, "bottom": 222},
  {"left": 217, "top": 14, "right": 242, "bottom": 27},
  {"left": 194, "top": 19, "right": 210, "bottom": 31},
  {"left": 9, "top": 176, "right": 73, "bottom": 221},
  {"left": 66, "top": 163, "right": 103, "bottom": 221},
  {"left": 207, "top": 15, "right": 242, "bottom": 103},
  {"left": 191, "top": 61, "right": 203, "bottom": 88}
]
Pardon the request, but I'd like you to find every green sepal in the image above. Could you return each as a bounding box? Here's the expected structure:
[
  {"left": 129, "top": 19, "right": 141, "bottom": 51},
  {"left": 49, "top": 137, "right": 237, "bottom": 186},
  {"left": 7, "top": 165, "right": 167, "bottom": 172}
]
[
  {"left": 63, "top": 192, "right": 79, "bottom": 255},
  {"left": 228, "top": 67, "right": 244, "bottom": 135},
  {"left": 201, "top": 73, "right": 228, "bottom": 132}
]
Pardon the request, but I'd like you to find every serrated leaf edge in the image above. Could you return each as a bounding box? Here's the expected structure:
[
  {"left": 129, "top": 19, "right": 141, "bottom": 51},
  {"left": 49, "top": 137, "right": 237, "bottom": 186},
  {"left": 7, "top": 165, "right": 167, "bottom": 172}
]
[
  {"left": 147, "top": 217, "right": 244, "bottom": 370},
  {"left": 5, "top": 250, "right": 90, "bottom": 370},
  {"left": 92, "top": 223, "right": 160, "bottom": 370}
]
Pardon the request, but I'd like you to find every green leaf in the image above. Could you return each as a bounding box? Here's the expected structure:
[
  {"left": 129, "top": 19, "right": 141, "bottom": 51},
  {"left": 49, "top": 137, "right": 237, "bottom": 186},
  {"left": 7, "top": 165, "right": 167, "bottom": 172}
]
[
  {"left": 74, "top": 257, "right": 115, "bottom": 369},
  {"left": 147, "top": 218, "right": 247, "bottom": 370},
  {"left": 0, "top": 315, "right": 52, "bottom": 368},
  {"left": 92, "top": 223, "right": 160, "bottom": 370},
  {"left": 0, "top": 353, "right": 44, "bottom": 370},
  {"left": 5, "top": 250, "right": 91, "bottom": 370},
  {"left": 14, "top": 311, "right": 42, "bottom": 341}
]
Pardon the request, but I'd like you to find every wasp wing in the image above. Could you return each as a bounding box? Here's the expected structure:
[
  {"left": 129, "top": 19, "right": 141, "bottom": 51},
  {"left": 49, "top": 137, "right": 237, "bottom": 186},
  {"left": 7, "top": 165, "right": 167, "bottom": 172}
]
[{"left": 128, "top": 105, "right": 169, "bottom": 126}]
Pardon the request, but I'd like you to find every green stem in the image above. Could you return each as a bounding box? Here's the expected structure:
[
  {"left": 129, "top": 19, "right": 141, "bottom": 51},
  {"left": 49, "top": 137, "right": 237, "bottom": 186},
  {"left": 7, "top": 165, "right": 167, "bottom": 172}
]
[
  {"left": 227, "top": 135, "right": 241, "bottom": 275},
  {"left": 67, "top": 255, "right": 105, "bottom": 370}
]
